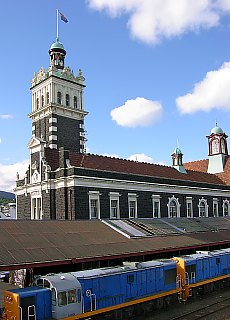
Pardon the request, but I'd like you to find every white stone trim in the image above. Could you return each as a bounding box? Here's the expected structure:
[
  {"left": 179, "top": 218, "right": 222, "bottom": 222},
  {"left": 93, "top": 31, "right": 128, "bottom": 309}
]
[
  {"left": 152, "top": 194, "right": 161, "bottom": 218},
  {"left": 49, "top": 143, "right": 57, "bottom": 149},
  {"left": 186, "top": 196, "right": 193, "bottom": 218},
  {"left": 15, "top": 174, "right": 230, "bottom": 199},
  {"left": 49, "top": 117, "right": 57, "bottom": 123},
  {"left": 88, "top": 191, "right": 100, "bottom": 219},
  {"left": 213, "top": 198, "right": 219, "bottom": 217},
  {"left": 128, "top": 193, "right": 137, "bottom": 218},
  {"left": 49, "top": 135, "right": 57, "bottom": 141},
  {"left": 167, "top": 195, "right": 181, "bottom": 218},
  {"left": 49, "top": 126, "right": 57, "bottom": 132},
  {"left": 109, "top": 192, "right": 120, "bottom": 219},
  {"left": 198, "top": 197, "right": 209, "bottom": 217}
]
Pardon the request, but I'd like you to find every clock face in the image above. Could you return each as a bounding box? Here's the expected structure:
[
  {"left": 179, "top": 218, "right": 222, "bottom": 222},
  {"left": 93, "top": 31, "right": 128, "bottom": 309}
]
[{"left": 212, "top": 139, "right": 219, "bottom": 154}]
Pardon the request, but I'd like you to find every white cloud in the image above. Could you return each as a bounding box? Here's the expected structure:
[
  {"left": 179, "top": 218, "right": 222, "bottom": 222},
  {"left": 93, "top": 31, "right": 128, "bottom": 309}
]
[
  {"left": 128, "top": 153, "right": 153, "bottom": 163},
  {"left": 0, "top": 160, "right": 29, "bottom": 192},
  {"left": 87, "top": 0, "right": 228, "bottom": 44},
  {"left": 0, "top": 138, "right": 1, "bottom": 144},
  {"left": 176, "top": 62, "right": 230, "bottom": 114},
  {"left": 110, "top": 97, "right": 163, "bottom": 127},
  {"left": 0, "top": 114, "right": 12, "bottom": 119}
]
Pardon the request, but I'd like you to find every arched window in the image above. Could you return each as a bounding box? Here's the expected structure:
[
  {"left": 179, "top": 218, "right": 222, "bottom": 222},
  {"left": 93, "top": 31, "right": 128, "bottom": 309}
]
[
  {"left": 221, "top": 139, "right": 226, "bottom": 154},
  {"left": 57, "top": 91, "right": 62, "bottom": 104},
  {"left": 167, "top": 196, "right": 180, "bottom": 218},
  {"left": 223, "top": 200, "right": 229, "bottom": 216},
  {"left": 41, "top": 95, "right": 44, "bottom": 107},
  {"left": 36, "top": 98, "right": 39, "bottom": 109},
  {"left": 211, "top": 139, "right": 219, "bottom": 154},
  {"left": 66, "top": 94, "right": 70, "bottom": 106},
  {"left": 199, "top": 198, "right": 208, "bottom": 217},
  {"left": 46, "top": 92, "right": 50, "bottom": 104},
  {"left": 74, "top": 96, "right": 77, "bottom": 108}
]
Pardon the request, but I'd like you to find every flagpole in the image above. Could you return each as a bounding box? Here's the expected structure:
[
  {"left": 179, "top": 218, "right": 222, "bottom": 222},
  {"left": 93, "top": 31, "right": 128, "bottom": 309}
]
[{"left": 56, "top": 8, "right": 59, "bottom": 40}]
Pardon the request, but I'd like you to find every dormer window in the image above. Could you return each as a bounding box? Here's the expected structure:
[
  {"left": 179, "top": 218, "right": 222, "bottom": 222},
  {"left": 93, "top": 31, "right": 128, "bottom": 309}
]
[
  {"left": 57, "top": 91, "right": 62, "bottom": 104},
  {"left": 74, "top": 96, "right": 77, "bottom": 108},
  {"left": 66, "top": 94, "right": 70, "bottom": 106}
]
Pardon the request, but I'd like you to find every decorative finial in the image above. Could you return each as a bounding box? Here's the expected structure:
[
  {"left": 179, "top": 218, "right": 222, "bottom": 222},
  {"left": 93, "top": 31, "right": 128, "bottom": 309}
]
[{"left": 215, "top": 120, "right": 218, "bottom": 127}]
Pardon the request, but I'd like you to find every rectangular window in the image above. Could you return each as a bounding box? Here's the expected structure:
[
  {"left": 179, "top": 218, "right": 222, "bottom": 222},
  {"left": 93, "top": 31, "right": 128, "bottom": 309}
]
[
  {"left": 187, "top": 202, "right": 192, "bottom": 218},
  {"left": 51, "top": 288, "right": 57, "bottom": 306},
  {"left": 111, "top": 200, "right": 118, "bottom": 218},
  {"left": 68, "top": 289, "right": 76, "bottom": 304},
  {"left": 46, "top": 92, "right": 50, "bottom": 104},
  {"left": 89, "top": 191, "right": 100, "bottom": 219},
  {"left": 109, "top": 192, "right": 120, "bottom": 219},
  {"left": 213, "top": 200, "right": 218, "bottom": 217},
  {"left": 57, "top": 91, "right": 62, "bottom": 104},
  {"left": 152, "top": 195, "right": 161, "bottom": 218},
  {"left": 58, "top": 291, "right": 67, "bottom": 307},
  {"left": 74, "top": 96, "right": 77, "bottom": 108},
  {"left": 66, "top": 94, "right": 70, "bottom": 106},
  {"left": 129, "top": 200, "right": 136, "bottom": 218},
  {"left": 153, "top": 201, "right": 159, "bottom": 218},
  {"left": 90, "top": 199, "right": 98, "bottom": 219}
]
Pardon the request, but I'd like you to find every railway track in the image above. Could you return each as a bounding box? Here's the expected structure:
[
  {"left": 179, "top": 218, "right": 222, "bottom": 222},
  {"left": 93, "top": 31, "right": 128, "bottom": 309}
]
[{"left": 170, "top": 296, "right": 230, "bottom": 320}]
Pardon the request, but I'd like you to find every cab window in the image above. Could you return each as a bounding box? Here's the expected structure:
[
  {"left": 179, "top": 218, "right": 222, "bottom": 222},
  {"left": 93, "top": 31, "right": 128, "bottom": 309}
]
[
  {"left": 58, "top": 291, "right": 67, "bottom": 306},
  {"left": 68, "top": 289, "right": 76, "bottom": 304}
]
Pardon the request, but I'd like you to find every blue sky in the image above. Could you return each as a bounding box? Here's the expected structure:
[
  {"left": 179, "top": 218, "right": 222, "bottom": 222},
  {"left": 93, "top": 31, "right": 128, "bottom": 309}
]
[{"left": 1, "top": 0, "right": 230, "bottom": 191}]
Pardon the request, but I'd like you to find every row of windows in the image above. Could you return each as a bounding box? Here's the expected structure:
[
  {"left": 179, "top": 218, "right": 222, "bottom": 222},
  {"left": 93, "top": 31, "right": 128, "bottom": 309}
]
[
  {"left": 89, "top": 192, "right": 230, "bottom": 219},
  {"left": 35, "top": 92, "right": 81, "bottom": 109}
]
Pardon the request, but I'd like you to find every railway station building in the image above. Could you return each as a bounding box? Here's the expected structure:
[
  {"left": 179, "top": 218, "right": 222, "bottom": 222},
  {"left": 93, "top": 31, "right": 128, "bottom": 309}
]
[{"left": 14, "top": 36, "right": 230, "bottom": 221}]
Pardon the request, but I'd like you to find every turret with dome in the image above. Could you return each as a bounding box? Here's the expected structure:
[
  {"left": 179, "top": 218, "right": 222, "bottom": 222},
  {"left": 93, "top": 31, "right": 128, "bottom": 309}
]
[
  {"left": 49, "top": 37, "right": 66, "bottom": 69},
  {"left": 207, "top": 122, "right": 228, "bottom": 173}
]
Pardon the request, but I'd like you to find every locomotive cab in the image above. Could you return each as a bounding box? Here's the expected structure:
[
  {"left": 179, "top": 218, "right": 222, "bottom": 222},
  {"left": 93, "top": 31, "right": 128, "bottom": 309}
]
[{"left": 4, "top": 286, "right": 52, "bottom": 320}]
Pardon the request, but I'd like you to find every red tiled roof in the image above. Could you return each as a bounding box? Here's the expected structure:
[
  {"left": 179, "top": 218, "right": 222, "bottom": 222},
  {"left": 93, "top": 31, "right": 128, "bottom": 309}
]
[
  {"left": 67, "top": 153, "right": 225, "bottom": 185},
  {"left": 216, "top": 156, "right": 230, "bottom": 185},
  {"left": 184, "top": 156, "right": 230, "bottom": 186},
  {"left": 184, "top": 159, "right": 209, "bottom": 172}
]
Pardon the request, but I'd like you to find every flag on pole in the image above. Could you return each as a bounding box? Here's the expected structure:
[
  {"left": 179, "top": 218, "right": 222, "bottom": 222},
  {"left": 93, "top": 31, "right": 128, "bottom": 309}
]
[{"left": 59, "top": 12, "right": 68, "bottom": 23}]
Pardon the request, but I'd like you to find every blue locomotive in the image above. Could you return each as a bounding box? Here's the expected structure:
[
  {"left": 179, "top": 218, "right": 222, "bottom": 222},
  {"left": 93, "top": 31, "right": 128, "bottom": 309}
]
[{"left": 4, "top": 248, "right": 230, "bottom": 320}]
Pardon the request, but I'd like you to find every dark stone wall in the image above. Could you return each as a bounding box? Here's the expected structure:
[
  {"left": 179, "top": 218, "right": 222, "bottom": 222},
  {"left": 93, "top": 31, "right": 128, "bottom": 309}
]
[
  {"left": 56, "top": 188, "right": 68, "bottom": 220},
  {"left": 17, "top": 194, "right": 31, "bottom": 219},
  {"left": 42, "top": 191, "right": 52, "bottom": 220},
  {"left": 56, "top": 115, "right": 83, "bottom": 152},
  {"left": 33, "top": 117, "right": 49, "bottom": 142}
]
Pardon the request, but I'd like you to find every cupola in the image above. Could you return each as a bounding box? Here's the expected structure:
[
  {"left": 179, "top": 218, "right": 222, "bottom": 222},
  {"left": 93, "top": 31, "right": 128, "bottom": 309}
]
[
  {"left": 171, "top": 146, "right": 187, "bottom": 174},
  {"left": 49, "top": 37, "right": 66, "bottom": 69},
  {"left": 207, "top": 122, "right": 228, "bottom": 173}
]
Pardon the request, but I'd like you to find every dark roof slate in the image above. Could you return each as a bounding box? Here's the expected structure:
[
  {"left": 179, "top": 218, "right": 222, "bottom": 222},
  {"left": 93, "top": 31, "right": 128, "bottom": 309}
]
[{"left": 0, "top": 220, "right": 229, "bottom": 270}]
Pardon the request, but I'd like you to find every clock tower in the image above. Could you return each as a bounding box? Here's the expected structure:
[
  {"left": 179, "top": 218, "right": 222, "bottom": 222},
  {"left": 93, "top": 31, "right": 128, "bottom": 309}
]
[
  {"left": 207, "top": 123, "right": 228, "bottom": 173},
  {"left": 28, "top": 37, "right": 88, "bottom": 153}
]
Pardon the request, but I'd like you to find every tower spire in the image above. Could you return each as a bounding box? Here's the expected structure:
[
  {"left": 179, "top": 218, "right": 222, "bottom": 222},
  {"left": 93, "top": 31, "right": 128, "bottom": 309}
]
[{"left": 56, "top": 9, "right": 59, "bottom": 40}]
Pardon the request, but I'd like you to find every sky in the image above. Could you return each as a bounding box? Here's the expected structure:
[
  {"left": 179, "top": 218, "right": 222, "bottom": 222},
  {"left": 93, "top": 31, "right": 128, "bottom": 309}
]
[{"left": 1, "top": 0, "right": 230, "bottom": 191}]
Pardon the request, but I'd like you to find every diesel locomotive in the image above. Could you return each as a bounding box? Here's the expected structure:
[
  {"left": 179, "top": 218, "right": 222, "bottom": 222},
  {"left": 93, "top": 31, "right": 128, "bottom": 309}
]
[{"left": 3, "top": 248, "right": 230, "bottom": 320}]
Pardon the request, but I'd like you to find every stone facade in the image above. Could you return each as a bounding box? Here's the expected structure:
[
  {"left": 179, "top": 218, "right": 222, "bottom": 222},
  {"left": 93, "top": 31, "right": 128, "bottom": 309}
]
[{"left": 14, "top": 37, "right": 230, "bottom": 221}]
